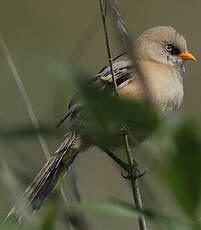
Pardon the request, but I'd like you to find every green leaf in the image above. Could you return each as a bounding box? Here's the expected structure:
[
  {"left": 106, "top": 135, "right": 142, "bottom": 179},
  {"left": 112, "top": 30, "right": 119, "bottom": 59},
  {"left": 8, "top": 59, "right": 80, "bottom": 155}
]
[
  {"left": 160, "top": 115, "right": 201, "bottom": 218},
  {"left": 69, "top": 73, "right": 160, "bottom": 147},
  {"left": 111, "top": 200, "right": 200, "bottom": 230},
  {"left": 70, "top": 201, "right": 140, "bottom": 218},
  {"left": 70, "top": 200, "right": 200, "bottom": 230},
  {"left": 0, "top": 125, "right": 54, "bottom": 141},
  {"left": 40, "top": 208, "right": 57, "bottom": 230}
]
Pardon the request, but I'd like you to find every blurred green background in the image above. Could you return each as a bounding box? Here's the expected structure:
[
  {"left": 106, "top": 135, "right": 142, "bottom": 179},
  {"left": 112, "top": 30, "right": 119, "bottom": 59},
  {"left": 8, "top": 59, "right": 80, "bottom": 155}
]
[{"left": 0, "top": 0, "right": 200, "bottom": 229}]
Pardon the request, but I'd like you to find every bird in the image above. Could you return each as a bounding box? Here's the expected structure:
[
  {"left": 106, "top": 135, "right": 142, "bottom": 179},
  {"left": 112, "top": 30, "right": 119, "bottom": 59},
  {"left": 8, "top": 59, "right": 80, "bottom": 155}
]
[{"left": 7, "top": 26, "right": 195, "bottom": 219}]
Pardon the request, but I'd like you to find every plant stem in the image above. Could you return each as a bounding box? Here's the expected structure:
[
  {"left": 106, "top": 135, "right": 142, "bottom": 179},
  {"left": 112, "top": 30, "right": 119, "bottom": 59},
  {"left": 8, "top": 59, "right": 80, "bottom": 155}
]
[
  {"left": 98, "top": 2, "right": 147, "bottom": 229},
  {"left": 98, "top": 146, "right": 129, "bottom": 172},
  {"left": 99, "top": 0, "right": 118, "bottom": 96},
  {"left": 130, "top": 176, "right": 147, "bottom": 230},
  {"left": 125, "top": 135, "right": 147, "bottom": 230},
  {"left": 0, "top": 34, "right": 70, "bottom": 220}
]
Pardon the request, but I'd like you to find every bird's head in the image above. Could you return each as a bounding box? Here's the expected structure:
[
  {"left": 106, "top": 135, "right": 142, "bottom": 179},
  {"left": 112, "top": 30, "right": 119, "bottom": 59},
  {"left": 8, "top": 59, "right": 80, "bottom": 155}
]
[{"left": 134, "top": 26, "right": 196, "bottom": 72}]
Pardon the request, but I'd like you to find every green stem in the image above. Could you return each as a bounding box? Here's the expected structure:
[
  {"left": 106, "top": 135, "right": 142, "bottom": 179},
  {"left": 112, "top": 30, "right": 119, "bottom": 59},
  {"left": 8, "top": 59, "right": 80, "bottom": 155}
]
[
  {"left": 98, "top": 146, "right": 129, "bottom": 172},
  {"left": 99, "top": 0, "right": 118, "bottom": 96},
  {"left": 124, "top": 135, "right": 147, "bottom": 230}
]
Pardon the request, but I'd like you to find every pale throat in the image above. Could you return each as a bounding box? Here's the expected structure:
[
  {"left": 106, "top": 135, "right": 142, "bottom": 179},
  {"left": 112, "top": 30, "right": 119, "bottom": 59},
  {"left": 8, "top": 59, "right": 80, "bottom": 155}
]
[{"left": 139, "top": 60, "right": 184, "bottom": 115}]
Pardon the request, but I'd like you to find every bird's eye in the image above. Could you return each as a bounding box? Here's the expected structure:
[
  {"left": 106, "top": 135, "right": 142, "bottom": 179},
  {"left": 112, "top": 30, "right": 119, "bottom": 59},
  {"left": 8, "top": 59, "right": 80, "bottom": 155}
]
[
  {"left": 165, "top": 44, "right": 173, "bottom": 52},
  {"left": 164, "top": 44, "right": 181, "bottom": 55}
]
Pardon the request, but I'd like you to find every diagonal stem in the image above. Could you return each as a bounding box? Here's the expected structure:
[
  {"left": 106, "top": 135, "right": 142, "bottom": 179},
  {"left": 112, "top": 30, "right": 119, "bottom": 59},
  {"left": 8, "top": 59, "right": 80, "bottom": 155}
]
[
  {"left": 130, "top": 177, "right": 147, "bottom": 230},
  {"left": 98, "top": 1, "right": 148, "bottom": 229},
  {"left": 98, "top": 146, "right": 129, "bottom": 172},
  {"left": 0, "top": 35, "right": 50, "bottom": 160},
  {"left": 0, "top": 35, "right": 69, "bottom": 216},
  {"left": 99, "top": 0, "right": 118, "bottom": 96},
  {"left": 125, "top": 135, "right": 147, "bottom": 230}
]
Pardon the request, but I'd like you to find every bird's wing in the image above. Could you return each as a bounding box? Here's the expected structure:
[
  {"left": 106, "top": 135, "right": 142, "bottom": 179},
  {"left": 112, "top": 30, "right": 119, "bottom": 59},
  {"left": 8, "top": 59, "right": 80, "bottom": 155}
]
[
  {"left": 96, "top": 53, "right": 145, "bottom": 100},
  {"left": 57, "top": 53, "right": 145, "bottom": 127}
]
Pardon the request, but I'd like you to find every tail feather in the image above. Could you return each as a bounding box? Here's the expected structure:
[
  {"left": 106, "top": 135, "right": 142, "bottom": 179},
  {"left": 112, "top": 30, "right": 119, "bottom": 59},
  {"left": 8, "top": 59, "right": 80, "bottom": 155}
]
[{"left": 7, "top": 133, "right": 82, "bottom": 220}]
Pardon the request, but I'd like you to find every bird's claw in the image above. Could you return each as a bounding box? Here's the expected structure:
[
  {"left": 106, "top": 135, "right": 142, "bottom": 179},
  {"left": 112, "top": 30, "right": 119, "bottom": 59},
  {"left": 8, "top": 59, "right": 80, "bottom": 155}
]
[
  {"left": 121, "top": 171, "right": 131, "bottom": 180},
  {"left": 121, "top": 168, "right": 149, "bottom": 180},
  {"left": 135, "top": 168, "right": 149, "bottom": 179}
]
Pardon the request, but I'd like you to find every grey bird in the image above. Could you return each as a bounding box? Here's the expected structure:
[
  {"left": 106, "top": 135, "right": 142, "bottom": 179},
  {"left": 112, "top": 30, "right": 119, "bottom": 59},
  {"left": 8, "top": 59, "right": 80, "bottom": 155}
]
[{"left": 8, "top": 26, "right": 196, "bottom": 219}]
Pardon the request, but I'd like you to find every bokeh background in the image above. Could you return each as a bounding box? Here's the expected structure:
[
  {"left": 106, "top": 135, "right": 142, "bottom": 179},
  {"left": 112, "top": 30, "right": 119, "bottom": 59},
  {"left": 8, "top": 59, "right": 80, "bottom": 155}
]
[{"left": 0, "top": 0, "right": 200, "bottom": 229}]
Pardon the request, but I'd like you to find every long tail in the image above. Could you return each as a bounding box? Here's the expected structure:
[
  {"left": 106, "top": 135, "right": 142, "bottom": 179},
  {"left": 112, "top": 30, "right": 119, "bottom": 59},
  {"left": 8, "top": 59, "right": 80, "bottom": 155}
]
[{"left": 7, "top": 133, "right": 85, "bottom": 221}]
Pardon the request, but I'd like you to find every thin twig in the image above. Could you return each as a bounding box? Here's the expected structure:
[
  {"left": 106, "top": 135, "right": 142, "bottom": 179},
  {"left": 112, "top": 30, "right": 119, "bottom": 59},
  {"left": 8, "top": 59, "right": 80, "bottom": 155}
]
[
  {"left": 98, "top": 1, "right": 148, "bottom": 229},
  {"left": 105, "top": 0, "right": 152, "bottom": 102},
  {"left": 125, "top": 135, "right": 147, "bottom": 230},
  {"left": 98, "top": 146, "right": 129, "bottom": 171},
  {"left": 125, "top": 135, "right": 133, "bottom": 166},
  {"left": 99, "top": 0, "right": 118, "bottom": 96},
  {"left": 99, "top": 1, "right": 148, "bottom": 229},
  {"left": 0, "top": 35, "right": 49, "bottom": 160},
  {"left": 0, "top": 35, "right": 69, "bottom": 216}
]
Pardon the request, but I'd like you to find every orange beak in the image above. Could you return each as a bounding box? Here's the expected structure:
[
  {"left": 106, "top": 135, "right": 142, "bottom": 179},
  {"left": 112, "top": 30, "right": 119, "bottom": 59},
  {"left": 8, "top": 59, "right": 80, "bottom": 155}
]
[{"left": 179, "top": 52, "right": 196, "bottom": 61}]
